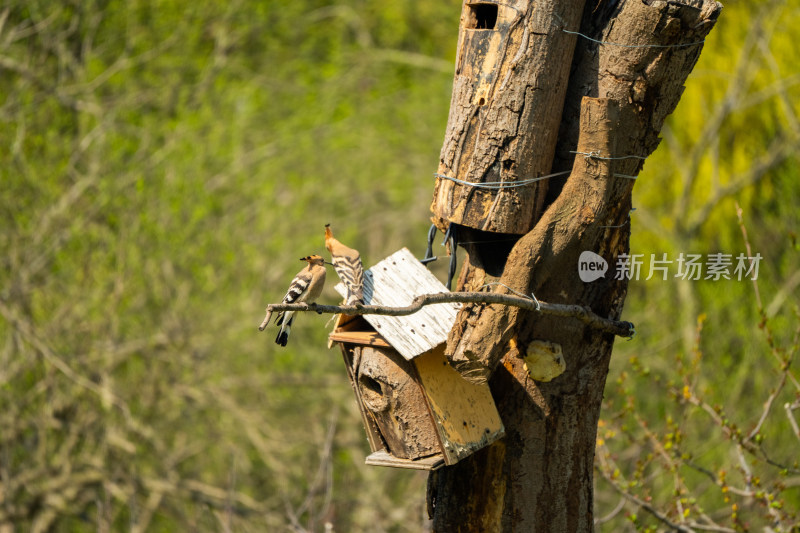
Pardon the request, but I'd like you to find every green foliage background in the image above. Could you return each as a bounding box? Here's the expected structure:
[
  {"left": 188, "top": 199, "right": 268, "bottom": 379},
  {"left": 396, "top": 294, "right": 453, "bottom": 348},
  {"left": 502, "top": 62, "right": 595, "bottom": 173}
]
[{"left": 1, "top": 0, "right": 797, "bottom": 531}]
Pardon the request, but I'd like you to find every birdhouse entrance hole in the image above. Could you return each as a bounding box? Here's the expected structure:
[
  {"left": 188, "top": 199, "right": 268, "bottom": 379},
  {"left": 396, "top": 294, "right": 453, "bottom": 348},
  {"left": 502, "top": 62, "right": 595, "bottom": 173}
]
[
  {"left": 358, "top": 374, "right": 387, "bottom": 411},
  {"left": 467, "top": 3, "right": 498, "bottom": 30}
]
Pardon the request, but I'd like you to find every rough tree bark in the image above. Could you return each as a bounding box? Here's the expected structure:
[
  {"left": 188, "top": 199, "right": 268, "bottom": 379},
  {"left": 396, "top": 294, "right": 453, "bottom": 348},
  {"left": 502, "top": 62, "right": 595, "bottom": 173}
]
[
  {"left": 427, "top": 1, "right": 722, "bottom": 531},
  {"left": 431, "top": 0, "right": 587, "bottom": 235}
]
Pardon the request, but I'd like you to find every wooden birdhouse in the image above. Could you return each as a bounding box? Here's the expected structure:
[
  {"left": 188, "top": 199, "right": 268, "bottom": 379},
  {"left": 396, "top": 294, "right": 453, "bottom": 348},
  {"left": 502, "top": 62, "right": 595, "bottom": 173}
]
[{"left": 329, "top": 248, "right": 505, "bottom": 470}]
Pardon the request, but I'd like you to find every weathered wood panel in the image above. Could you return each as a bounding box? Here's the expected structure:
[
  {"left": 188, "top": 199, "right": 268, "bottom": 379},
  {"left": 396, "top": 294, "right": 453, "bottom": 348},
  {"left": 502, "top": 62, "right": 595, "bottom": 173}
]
[
  {"left": 328, "top": 330, "right": 390, "bottom": 348},
  {"left": 356, "top": 346, "right": 440, "bottom": 460},
  {"left": 413, "top": 345, "right": 504, "bottom": 465},
  {"left": 338, "top": 344, "right": 384, "bottom": 455},
  {"left": 334, "top": 248, "right": 460, "bottom": 360}
]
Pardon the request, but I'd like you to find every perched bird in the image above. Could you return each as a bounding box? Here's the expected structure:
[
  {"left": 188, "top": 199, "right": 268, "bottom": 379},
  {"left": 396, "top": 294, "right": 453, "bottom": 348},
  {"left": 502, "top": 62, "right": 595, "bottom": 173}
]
[
  {"left": 273, "top": 255, "right": 327, "bottom": 346},
  {"left": 324, "top": 224, "right": 364, "bottom": 306}
]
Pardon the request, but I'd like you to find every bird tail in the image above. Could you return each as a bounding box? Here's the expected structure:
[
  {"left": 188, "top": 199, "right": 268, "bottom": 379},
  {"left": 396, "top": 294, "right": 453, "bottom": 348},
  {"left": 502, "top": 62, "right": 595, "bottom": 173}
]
[{"left": 275, "top": 312, "right": 294, "bottom": 346}]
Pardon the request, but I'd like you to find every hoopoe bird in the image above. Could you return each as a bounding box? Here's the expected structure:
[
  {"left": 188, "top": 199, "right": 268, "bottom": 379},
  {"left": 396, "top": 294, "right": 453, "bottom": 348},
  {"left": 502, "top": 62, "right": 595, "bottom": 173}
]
[
  {"left": 324, "top": 224, "right": 364, "bottom": 306},
  {"left": 273, "top": 255, "right": 326, "bottom": 346}
]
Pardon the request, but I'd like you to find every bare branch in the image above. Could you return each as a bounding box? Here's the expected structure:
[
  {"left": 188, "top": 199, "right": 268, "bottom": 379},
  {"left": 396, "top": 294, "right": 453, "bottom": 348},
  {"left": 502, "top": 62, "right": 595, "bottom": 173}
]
[
  {"left": 593, "top": 496, "right": 626, "bottom": 526},
  {"left": 786, "top": 399, "right": 800, "bottom": 443},
  {"left": 746, "top": 368, "right": 788, "bottom": 441},
  {"left": 259, "top": 291, "right": 635, "bottom": 338},
  {"left": 680, "top": 385, "right": 800, "bottom": 474},
  {"left": 595, "top": 466, "right": 696, "bottom": 533}
]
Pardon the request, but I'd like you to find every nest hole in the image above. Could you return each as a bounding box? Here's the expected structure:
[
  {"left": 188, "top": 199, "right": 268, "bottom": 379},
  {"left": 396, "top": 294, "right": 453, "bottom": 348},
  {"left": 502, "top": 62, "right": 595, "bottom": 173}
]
[
  {"left": 359, "top": 374, "right": 389, "bottom": 412},
  {"left": 458, "top": 226, "right": 521, "bottom": 277},
  {"left": 467, "top": 3, "right": 498, "bottom": 30}
]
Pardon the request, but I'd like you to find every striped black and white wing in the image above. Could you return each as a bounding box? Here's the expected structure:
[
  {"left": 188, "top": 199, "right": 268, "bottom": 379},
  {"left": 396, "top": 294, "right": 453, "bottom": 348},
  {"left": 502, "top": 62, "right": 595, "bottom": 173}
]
[
  {"left": 274, "top": 268, "right": 311, "bottom": 333},
  {"left": 282, "top": 270, "right": 312, "bottom": 305},
  {"left": 333, "top": 253, "right": 363, "bottom": 305},
  {"left": 273, "top": 255, "right": 326, "bottom": 347}
]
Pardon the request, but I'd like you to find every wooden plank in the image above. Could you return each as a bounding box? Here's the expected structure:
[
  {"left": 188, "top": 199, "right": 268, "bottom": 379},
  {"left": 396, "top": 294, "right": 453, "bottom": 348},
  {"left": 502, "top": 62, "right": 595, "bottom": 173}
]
[
  {"left": 413, "top": 345, "right": 505, "bottom": 465},
  {"left": 339, "top": 345, "right": 384, "bottom": 455},
  {"left": 328, "top": 313, "right": 369, "bottom": 349},
  {"left": 334, "top": 248, "right": 461, "bottom": 360},
  {"left": 333, "top": 313, "right": 363, "bottom": 330},
  {"left": 328, "top": 330, "right": 391, "bottom": 347},
  {"left": 365, "top": 450, "right": 445, "bottom": 471}
]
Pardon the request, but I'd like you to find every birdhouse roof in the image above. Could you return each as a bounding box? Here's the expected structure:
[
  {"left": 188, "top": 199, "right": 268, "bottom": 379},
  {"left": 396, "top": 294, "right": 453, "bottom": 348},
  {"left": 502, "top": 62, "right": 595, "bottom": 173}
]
[{"left": 333, "top": 247, "right": 461, "bottom": 360}]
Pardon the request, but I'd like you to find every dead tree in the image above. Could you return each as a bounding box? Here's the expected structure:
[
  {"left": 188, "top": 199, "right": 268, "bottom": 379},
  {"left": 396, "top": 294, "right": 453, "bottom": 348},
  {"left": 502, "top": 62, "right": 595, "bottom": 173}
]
[{"left": 426, "top": 0, "right": 722, "bottom": 531}]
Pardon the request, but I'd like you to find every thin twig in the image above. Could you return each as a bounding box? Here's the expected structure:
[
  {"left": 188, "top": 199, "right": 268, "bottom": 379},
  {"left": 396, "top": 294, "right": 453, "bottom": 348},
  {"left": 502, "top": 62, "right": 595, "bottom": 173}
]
[
  {"left": 746, "top": 368, "right": 788, "bottom": 441},
  {"left": 594, "top": 496, "right": 626, "bottom": 525},
  {"left": 735, "top": 203, "right": 762, "bottom": 310},
  {"left": 681, "top": 386, "right": 800, "bottom": 474},
  {"left": 259, "top": 292, "right": 635, "bottom": 338},
  {"left": 785, "top": 399, "right": 800, "bottom": 442},
  {"left": 595, "top": 466, "right": 695, "bottom": 533}
]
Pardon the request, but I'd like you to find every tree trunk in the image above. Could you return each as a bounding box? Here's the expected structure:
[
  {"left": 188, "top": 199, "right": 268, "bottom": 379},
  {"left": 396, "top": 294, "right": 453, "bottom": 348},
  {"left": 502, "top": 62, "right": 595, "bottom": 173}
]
[
  {"left": 431, "top": 0, "right": 586, "bottom": 235},
  {"left": 428, "top": 1, "right": 722, "bottom": 531}
]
